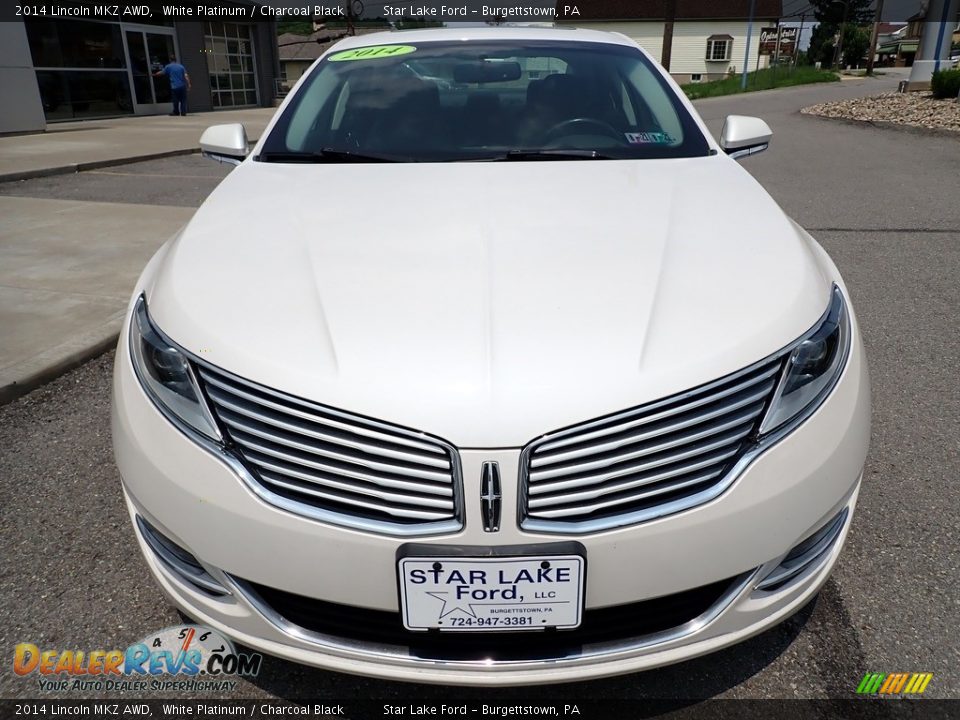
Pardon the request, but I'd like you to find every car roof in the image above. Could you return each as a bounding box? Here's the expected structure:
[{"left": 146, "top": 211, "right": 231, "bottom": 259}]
[{"left": 326, "top": 25, "right": 638, "bottom": 51}]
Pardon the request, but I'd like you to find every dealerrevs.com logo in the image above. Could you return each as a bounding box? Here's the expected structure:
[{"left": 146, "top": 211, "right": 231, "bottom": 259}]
[{"left": 14, "top": 625, "right": 261, "bottom": 693}]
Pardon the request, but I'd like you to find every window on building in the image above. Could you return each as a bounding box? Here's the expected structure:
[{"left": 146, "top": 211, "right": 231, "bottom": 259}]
[
  {"left": 706, "top": 35, "right": 733, "bottom": 62},
  {"left": 25, "top": 19, "right": 133, "bottom": 120},
  {"left": 690, "top": 73, "right": 703, "bottom": 83},
  {"left": 204, "top": 22, "right": 259, "bottom": 107}
]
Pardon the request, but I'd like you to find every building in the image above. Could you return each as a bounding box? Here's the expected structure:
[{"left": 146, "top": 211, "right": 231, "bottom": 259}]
[
  {"left": 278, "top": 27, "right": 382, "bottom": 92},
  {"left": 278, "top": 30, "right": 328, "bottom": 91},
  {"left": 879, "top": 9, "right": 960, "bottom": 70},
  {"left": 877, "top": 21, "right": 919, "bottom": 66},
  {"left": 0, "top": 2, "right": 279, "bottom": 135},
  {"left": 556, "top": 0, "right": 783, "bottom": 84}
]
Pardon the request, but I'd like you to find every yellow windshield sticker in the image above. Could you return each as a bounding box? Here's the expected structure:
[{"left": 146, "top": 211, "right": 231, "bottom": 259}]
[{"left": 328, "top": 45, "right": 417, "bottom": 62}]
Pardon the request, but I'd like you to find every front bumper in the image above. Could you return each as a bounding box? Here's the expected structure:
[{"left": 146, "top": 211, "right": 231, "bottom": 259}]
[{"left": 112, "top": 322, "right": 870, "bottom": 685}]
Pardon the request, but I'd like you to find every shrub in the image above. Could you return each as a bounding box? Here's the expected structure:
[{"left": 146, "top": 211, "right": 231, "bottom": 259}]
[{"left": 930, "top": 68, "right": 960, "bottom": 99}]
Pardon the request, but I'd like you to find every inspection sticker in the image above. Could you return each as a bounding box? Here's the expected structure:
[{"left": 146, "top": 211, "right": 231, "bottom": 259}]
[
  {"left": 625, "top": 131, "right": 676, "bottom": 144},
  {"left": 329, "top": 45, "right": 417, "bottom": 62}
]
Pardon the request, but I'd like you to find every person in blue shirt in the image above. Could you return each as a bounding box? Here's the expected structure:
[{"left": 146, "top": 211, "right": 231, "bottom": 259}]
[{"left": 153, "top": 56, "right": 191, "bottom": 116}]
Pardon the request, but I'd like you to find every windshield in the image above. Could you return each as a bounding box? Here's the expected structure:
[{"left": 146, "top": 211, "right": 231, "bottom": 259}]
[{"left": 258, "top": 40, "right": 711, "bottom": 162}]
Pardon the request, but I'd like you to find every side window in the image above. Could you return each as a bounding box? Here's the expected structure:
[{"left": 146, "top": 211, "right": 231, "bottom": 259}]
[
  {"left": 618, "top": 80, "right": 637, "bottom": 126},
  {"left": 625, "top": 62, "right": 683, "bottom": 143},
  {"left": 284, "top": 68, "right": 343, "bottom": 150},
  {"left": 330, "top": 81, "right": 350, "bottom": 131}
]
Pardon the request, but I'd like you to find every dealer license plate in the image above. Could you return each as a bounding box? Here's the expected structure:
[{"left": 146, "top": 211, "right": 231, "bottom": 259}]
[{"left": 398, "top": 555, "right": 585, "bottom": 632}]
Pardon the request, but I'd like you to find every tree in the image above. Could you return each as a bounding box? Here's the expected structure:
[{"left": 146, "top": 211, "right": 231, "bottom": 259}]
[
  {"left": 325, "top": 18, "right": 391, "bottom": 28},
  {"left": 805, "top": 0, "right": 875, "bottom": 68},
  {"left": 395, "top": 17, "right": 443, "bottom": 29},
  {"left": 277, "top": 21, "right": 314, "bottom": 36},
  {"left": 841, "top": 25, "right": 871, "bottom": 68},
  {"left": 806, "top": 22, "right": 838, "bottom": 65},
  {"left": 808, "top": 0, "right": 875, "bottom": 25}
]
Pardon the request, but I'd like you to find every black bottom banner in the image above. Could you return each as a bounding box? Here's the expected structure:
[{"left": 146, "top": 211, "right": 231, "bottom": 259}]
[{"left": 3, "top": 700, "right": 959, "bottom": 720}]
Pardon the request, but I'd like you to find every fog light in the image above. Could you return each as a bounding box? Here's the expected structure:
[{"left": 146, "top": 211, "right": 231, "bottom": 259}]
[
  {"left": 136, "top": 516, "right": 230, "bottom": 596},
  {"left": 756, "top": 508, "right": 848, "bottom": 592}
]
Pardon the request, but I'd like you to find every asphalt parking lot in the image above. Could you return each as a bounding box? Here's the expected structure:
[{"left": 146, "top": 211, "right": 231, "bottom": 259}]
[{"left": 1, "top": 75, "right": 959, "bottom": 701}]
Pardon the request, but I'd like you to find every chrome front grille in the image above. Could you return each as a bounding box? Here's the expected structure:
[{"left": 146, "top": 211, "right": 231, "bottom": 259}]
[
  {"left": 521, "top": 358, "right": 784, "bottom": 533},
  {"left": 197, "top": 366, "right": 462, "bottom": 536}
]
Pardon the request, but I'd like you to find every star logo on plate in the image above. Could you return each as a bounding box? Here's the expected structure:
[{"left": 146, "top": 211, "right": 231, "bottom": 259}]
[{"left": 425, "top": 591, "right": 478, "bottom": 619}]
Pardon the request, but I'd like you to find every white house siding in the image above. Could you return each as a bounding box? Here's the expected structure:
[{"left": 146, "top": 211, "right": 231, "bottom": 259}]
[
  {"left": 571, "top": 21, "right": 771, "bottom": 83},
  {"left": 281, "top": 60, "right": 313, "bottom": 87}
]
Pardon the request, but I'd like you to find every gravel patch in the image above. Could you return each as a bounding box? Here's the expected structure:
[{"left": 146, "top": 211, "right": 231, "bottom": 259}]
[{"left": 802, "top": 91, "right": 960, "bottom": 134}]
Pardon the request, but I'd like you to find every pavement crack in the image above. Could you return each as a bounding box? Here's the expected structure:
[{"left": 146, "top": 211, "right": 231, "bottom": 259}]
[{"left": 807, "top": 578, "right": 876, "bottom": 701}]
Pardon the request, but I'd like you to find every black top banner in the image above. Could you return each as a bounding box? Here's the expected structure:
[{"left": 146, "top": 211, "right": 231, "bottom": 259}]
[{"left": 1, "top": 0, "right": 937, "bottom": 24}]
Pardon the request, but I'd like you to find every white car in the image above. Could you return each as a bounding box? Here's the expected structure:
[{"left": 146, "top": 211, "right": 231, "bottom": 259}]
[{"left": 113, "top": 27, "right": 870, "bottom": 685}]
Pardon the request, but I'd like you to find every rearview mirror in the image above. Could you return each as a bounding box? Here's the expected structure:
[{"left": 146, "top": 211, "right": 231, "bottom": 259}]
[
  {"left": 200, "top": 123, "right": 248, "bottom": 166},
  {"left": 719, "top": 115, "right": 772, "bottom": 160},
  {"left": 453, "top": 61, "right": 522, "bottom": 84}
]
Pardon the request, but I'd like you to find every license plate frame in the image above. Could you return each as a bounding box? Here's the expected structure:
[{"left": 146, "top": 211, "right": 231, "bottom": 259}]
[{"left": 397, "top": 542, "right": 586, "bottom": 633}]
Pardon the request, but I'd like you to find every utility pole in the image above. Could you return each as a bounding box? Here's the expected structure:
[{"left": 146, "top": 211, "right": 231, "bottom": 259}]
[
  {"left": 832, "top": 0, "right": 849, "bottom": 70},
  {"left": 773, "top": 20, "right": 782, "bottom": 71},
  {"left": 794, "top": 13, "right": 806, "bottom": 67},
  {"left": 756, "top": 26, "right": 764, "bottom": 73},
  {"left": 661, "top": 0, "right": 677, "bottom": 71},
  {"left": 866, "top": 0, "right": 885, "bottom": 75},
  {"left": 741, "top": 0, "right": 757, "bottom": 90},
  {"left": 345, "top": 0, "right": 361, "bottom": 36}
]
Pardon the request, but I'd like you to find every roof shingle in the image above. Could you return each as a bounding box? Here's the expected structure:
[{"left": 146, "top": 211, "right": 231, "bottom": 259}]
[{"left": 278, "top": 28, "right": 383, "bottom": 62}]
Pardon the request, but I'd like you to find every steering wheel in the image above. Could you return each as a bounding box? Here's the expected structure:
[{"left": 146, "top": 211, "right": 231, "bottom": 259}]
[{"left": 543, "top": 118, "right": 623, "bottom": 144}]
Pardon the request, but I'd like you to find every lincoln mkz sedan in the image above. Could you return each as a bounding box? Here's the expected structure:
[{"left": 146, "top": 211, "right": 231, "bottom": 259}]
[{"left": 112, "top": 27, "right": 870, "bottom": 685}]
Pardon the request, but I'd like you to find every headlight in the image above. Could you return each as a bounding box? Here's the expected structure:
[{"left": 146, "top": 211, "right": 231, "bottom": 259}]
[
  {"left": 129, "top": 295, "right": 221, "bottom": 442},
  {"left": 759, "top": 285, "right": 850, "bottom": 434}
]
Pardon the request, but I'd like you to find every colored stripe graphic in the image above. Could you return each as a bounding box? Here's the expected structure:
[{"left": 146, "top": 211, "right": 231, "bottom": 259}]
[
  {"left": 889, "top": 674, "right": 908, "bottom": 693},
  {"left": 904, "top": 674, "right": 922, "bottom": 693},
  {"left": 879, "top": 674, "right": 897, "bottom": 694},
  {"left": 856, "top": 672, "right": 932, "bottom": 695},
  {"left": 856, "top": 673, "right": 885, "bottom": 694}
]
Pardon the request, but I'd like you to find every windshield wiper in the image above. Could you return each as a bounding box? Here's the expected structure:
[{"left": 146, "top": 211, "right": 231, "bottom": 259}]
[
  {"left": 491, "top": 149, "right": 618, "bottom": 161},
  {"left": 258, "top": 148, "right": 617, "bottom": 163},
  {"left": 257, "top": 148, "right": 403, "bottom": 163}
]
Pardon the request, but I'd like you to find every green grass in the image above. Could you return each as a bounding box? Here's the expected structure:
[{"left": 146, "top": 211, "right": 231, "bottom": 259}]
[{"left": 682, "top": 66, "right": 840, "bottom": 100}]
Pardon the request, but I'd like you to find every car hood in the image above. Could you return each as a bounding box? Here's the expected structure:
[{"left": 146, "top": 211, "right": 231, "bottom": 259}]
[{"left": 148, "top": 157, "right": 831, "bottom": 447}]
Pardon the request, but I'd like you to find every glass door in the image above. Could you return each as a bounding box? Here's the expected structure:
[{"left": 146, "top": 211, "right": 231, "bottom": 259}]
[{"left": 123, "top": 27, "right": 178, "bottom": 114}]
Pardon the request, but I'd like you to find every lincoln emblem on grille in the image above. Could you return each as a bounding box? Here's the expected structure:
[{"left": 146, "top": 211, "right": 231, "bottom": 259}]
[{"left": 480, "top": 462, "right": 501, "bottom": 532}]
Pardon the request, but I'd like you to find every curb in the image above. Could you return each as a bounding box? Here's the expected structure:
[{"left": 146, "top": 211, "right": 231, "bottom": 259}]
[
  {"left": 0, "top": 128, "right": 268, "bottom": 403},
  {"left": 0, "top": 152, "right": 195, "bottom": 402},
  {"left": 0, "top": 129, "right": 262, "bottom": 184},
  {"left": 799, "top": 110, "right": 960, "bottom": 139},
  {"left": 0, "top": 148, "right": 201, "bottom": 184},
  {"left": 0, "top": 319, "right": 121, "bottom": 407}
]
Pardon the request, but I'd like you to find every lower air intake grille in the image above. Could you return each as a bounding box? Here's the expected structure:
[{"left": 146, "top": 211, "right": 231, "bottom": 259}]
[
  {"left": 521, "top": 357, "right": 783, "bottom": 533},
  {"left": 240, "top": 575, "right": 745, "bottom": 662},
  {"left": 196, "top": 365, "right": 462, "bottom": 536}
]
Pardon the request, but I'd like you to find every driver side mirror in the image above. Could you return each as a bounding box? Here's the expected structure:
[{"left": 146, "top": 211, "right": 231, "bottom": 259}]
[
  {"left": 200, "top": 123, "right": 248, "bottom": 166},
  {"left": 719, "top": 115, "right": 772, "bottom": 160}
]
